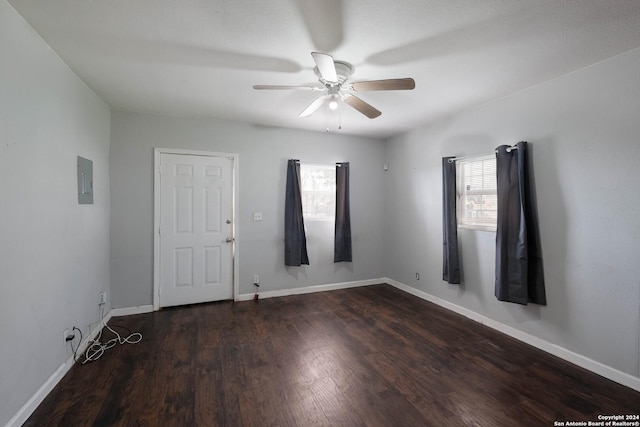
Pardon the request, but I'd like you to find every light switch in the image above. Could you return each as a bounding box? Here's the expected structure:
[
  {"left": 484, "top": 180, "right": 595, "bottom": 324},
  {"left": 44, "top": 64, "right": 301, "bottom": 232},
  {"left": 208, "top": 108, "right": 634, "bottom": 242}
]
[{"left": 253, "top": 212, "right": 263, "bottom": 221}]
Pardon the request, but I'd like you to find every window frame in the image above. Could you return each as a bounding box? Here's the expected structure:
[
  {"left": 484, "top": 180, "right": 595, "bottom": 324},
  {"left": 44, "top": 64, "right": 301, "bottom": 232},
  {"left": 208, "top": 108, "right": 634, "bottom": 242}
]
[
  {"left": 456, "top": 154, "right": 498, "bottom": 232},
  {"left": 299, "top": 163, "right": 336, "bottom": 222}
]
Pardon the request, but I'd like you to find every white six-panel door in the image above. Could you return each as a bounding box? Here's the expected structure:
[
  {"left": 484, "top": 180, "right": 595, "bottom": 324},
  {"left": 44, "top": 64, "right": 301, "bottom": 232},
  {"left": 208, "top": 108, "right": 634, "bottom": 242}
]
[{"left": 159, "top": 153, "right": 234, "bottom": 307}]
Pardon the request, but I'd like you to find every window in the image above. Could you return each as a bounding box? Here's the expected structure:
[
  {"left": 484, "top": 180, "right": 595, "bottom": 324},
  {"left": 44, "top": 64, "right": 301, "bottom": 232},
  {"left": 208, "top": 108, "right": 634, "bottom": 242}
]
[
  {"left": 456, "top": 155, "right": 497, "bottom": 231},
  {"left": 300, "top": 164, "right": 336, "bottom": 221}
]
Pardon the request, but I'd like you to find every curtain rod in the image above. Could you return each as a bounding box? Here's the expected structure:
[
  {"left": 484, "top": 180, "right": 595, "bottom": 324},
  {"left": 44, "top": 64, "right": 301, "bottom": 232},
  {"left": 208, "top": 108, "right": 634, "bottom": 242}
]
[
  {"left": 291, "top": 160, "right": 344, "bottom": 167},
  {"left": 447, "top": 145, "right": 519, "bottom": 163}
]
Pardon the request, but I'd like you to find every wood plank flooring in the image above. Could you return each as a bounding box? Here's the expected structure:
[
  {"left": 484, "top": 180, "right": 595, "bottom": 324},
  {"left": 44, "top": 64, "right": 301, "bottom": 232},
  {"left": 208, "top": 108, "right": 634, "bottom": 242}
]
[{"left": 25, "top": 284, "right": 639, "bottom": 426}]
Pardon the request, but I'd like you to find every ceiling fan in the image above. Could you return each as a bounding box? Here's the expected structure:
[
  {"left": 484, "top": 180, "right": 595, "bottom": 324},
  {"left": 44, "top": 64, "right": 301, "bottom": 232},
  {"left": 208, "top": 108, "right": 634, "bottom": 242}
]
[{"left": 253, "top": 52, "right": 415, "bottom": 119}]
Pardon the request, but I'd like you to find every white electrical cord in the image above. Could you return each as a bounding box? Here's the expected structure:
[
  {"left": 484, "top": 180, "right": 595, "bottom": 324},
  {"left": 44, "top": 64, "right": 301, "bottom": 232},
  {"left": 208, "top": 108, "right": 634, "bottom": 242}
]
[{"left": 72, "top": 306, "right": 142, "bottom": 364}]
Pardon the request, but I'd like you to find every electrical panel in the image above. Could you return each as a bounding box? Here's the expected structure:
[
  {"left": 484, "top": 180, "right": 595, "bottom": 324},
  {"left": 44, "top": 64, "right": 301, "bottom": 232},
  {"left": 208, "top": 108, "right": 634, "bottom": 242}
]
[{"left": 77, "top": 156, "right": 94, "bottom": 204}]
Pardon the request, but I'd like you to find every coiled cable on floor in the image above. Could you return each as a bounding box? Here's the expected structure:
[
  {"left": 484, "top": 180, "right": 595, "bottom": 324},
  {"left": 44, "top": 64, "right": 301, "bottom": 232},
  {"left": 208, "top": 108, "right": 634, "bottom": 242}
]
[{"left": 71, "top": 306, "right": 142, "bottom": 364}]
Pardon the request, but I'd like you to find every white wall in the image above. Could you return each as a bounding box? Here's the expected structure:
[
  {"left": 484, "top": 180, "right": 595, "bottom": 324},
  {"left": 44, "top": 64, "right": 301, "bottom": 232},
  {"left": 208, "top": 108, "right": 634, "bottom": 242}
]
[
  {"left": 385, "top": 47, "right": 640, "bottom": 380},
  {"left": 0, "top": 1, "right": 111, "bottom": 425},
  {"left": 110, "top": 111, "right": 387, "bottom": 308}
]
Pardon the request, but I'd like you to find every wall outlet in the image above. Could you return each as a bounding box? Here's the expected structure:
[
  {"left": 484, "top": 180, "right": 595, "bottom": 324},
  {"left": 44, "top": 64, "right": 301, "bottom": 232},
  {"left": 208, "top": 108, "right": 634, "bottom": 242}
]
[
  {"left": 253, "top": 274, "right": 260, "bottom": 284},
  {"left": 63, "top": 328, "right": 72, "bottom": 345},
  {"left": 416, "top": 273, "right": 420, "bottom": 280},
  {"left": 99, "top": 291, "right": 107, "bottom": 305}
]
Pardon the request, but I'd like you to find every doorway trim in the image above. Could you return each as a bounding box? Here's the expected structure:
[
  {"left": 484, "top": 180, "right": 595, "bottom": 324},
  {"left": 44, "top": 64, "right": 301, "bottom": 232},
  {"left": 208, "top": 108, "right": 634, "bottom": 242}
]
[{"left": 153, "top": 147, "right": 239, "bottom": 310}]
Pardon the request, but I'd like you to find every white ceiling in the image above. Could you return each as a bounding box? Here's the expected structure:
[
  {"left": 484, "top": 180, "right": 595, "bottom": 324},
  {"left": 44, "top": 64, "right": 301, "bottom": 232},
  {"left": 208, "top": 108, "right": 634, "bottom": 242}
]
[{"left": 9, "top": 0, "right": 640, "bottom": 139}]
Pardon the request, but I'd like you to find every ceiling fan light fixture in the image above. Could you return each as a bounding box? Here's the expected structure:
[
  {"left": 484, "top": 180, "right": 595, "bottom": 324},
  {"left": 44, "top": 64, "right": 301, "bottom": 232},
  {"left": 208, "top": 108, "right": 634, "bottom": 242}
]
[{"left": 328, "top": 97, "right": 339, "bottom": 110}]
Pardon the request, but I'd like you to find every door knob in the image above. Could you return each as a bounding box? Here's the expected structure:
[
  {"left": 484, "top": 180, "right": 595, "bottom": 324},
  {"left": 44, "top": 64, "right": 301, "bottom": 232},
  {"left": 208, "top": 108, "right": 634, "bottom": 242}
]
[{"left": 225, "top": 237, "right": 235, "bottom": 243}]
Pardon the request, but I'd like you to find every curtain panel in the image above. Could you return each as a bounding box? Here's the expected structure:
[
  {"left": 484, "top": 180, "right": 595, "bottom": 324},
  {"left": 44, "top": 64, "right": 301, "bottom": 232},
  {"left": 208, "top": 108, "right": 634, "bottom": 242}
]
[
  {"left": 442, "top": 157, "right": 461, "bottom": 284},
  {"left": 495, "top": 141, "right": 546, "bottom": 305},
  {"left": 284, "top": 159, "right": 309, "bottom": 266},
  {"left": 334, "top": 162, "right": 352, "bottom": 262}
]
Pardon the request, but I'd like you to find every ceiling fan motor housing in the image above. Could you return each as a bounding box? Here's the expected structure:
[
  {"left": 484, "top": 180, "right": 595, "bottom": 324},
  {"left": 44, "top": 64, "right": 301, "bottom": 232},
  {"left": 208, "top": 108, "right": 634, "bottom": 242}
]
[{"left": 314, "top": 60, "right": 354, "bottom": 86}]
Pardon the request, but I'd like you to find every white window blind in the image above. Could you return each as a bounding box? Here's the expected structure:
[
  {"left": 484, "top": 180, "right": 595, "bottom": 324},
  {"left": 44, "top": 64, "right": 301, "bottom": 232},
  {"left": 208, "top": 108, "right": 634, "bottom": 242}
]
[
  {"left": 456, "top": 155, "right": 497, "bottom": 231},
  {"left": 300, "top": 164, "right": 336, "bottom": 221}
]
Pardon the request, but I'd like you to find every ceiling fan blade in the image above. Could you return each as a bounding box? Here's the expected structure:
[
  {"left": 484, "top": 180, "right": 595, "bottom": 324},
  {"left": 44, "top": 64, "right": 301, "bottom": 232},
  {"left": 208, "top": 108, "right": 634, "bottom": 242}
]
[
  {"left": 311, "top": 52, "right": 338, "bottom": 83},
  {"left": 343, "top": 95, "right": 381, "bottom": 119},
  {"left": 253, "top": 84, "right": 319, "bottom": 91},
  {"left": 299, "top": 96, "right": 327, "bottom": 118},
  {"left": 351, "top": 78, "right": 415, "bottom": 92}
]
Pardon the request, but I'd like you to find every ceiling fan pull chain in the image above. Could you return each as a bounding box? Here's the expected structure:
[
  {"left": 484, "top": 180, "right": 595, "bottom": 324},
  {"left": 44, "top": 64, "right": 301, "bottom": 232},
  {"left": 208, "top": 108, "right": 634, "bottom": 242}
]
[{"left": 326, "top": 101, "right": 330, "bottom": 132}]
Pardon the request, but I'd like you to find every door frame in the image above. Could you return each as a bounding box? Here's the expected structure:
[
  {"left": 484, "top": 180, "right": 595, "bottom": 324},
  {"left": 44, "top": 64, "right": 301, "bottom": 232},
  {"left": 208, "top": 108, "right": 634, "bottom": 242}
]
[{"left": 153, "top": 148, "right": 239, "bottom": 310}]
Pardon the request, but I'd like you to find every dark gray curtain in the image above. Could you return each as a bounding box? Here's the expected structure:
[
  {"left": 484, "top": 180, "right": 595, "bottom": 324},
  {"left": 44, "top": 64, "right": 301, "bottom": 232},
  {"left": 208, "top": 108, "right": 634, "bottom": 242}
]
[
  {"left": 284, "top": 159, "right": 309, "bottom": 266},
  {"left": 334, "top": 162, "right": 352, "bottom": 262},
  {"left": 495, "top": 141, "right": 546, "bottom": 305},
  {"left": 442, "top": 157, "right": 461, "bottom": 284}
]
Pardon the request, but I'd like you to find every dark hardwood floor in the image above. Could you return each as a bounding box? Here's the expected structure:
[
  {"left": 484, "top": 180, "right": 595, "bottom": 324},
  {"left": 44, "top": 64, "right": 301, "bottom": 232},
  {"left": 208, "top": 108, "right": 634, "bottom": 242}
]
[{"left": 25, "top": 284, "right": 639, "bottom": 426}]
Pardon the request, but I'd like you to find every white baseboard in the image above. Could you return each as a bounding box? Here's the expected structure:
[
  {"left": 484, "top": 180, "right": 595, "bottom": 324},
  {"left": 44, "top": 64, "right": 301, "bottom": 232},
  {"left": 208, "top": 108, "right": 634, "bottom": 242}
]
[
  {"left": 5, "top": 310, "right": 113, "bottom": 427},
  {"left": 110, "top": 305, "right": 154, "bottom": 317},
  {"left": 236, "top": 278, "right": 382, "bottom": 301},
  {"left": 383, "top": 278, "right": 640, "bottom": 393}
]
